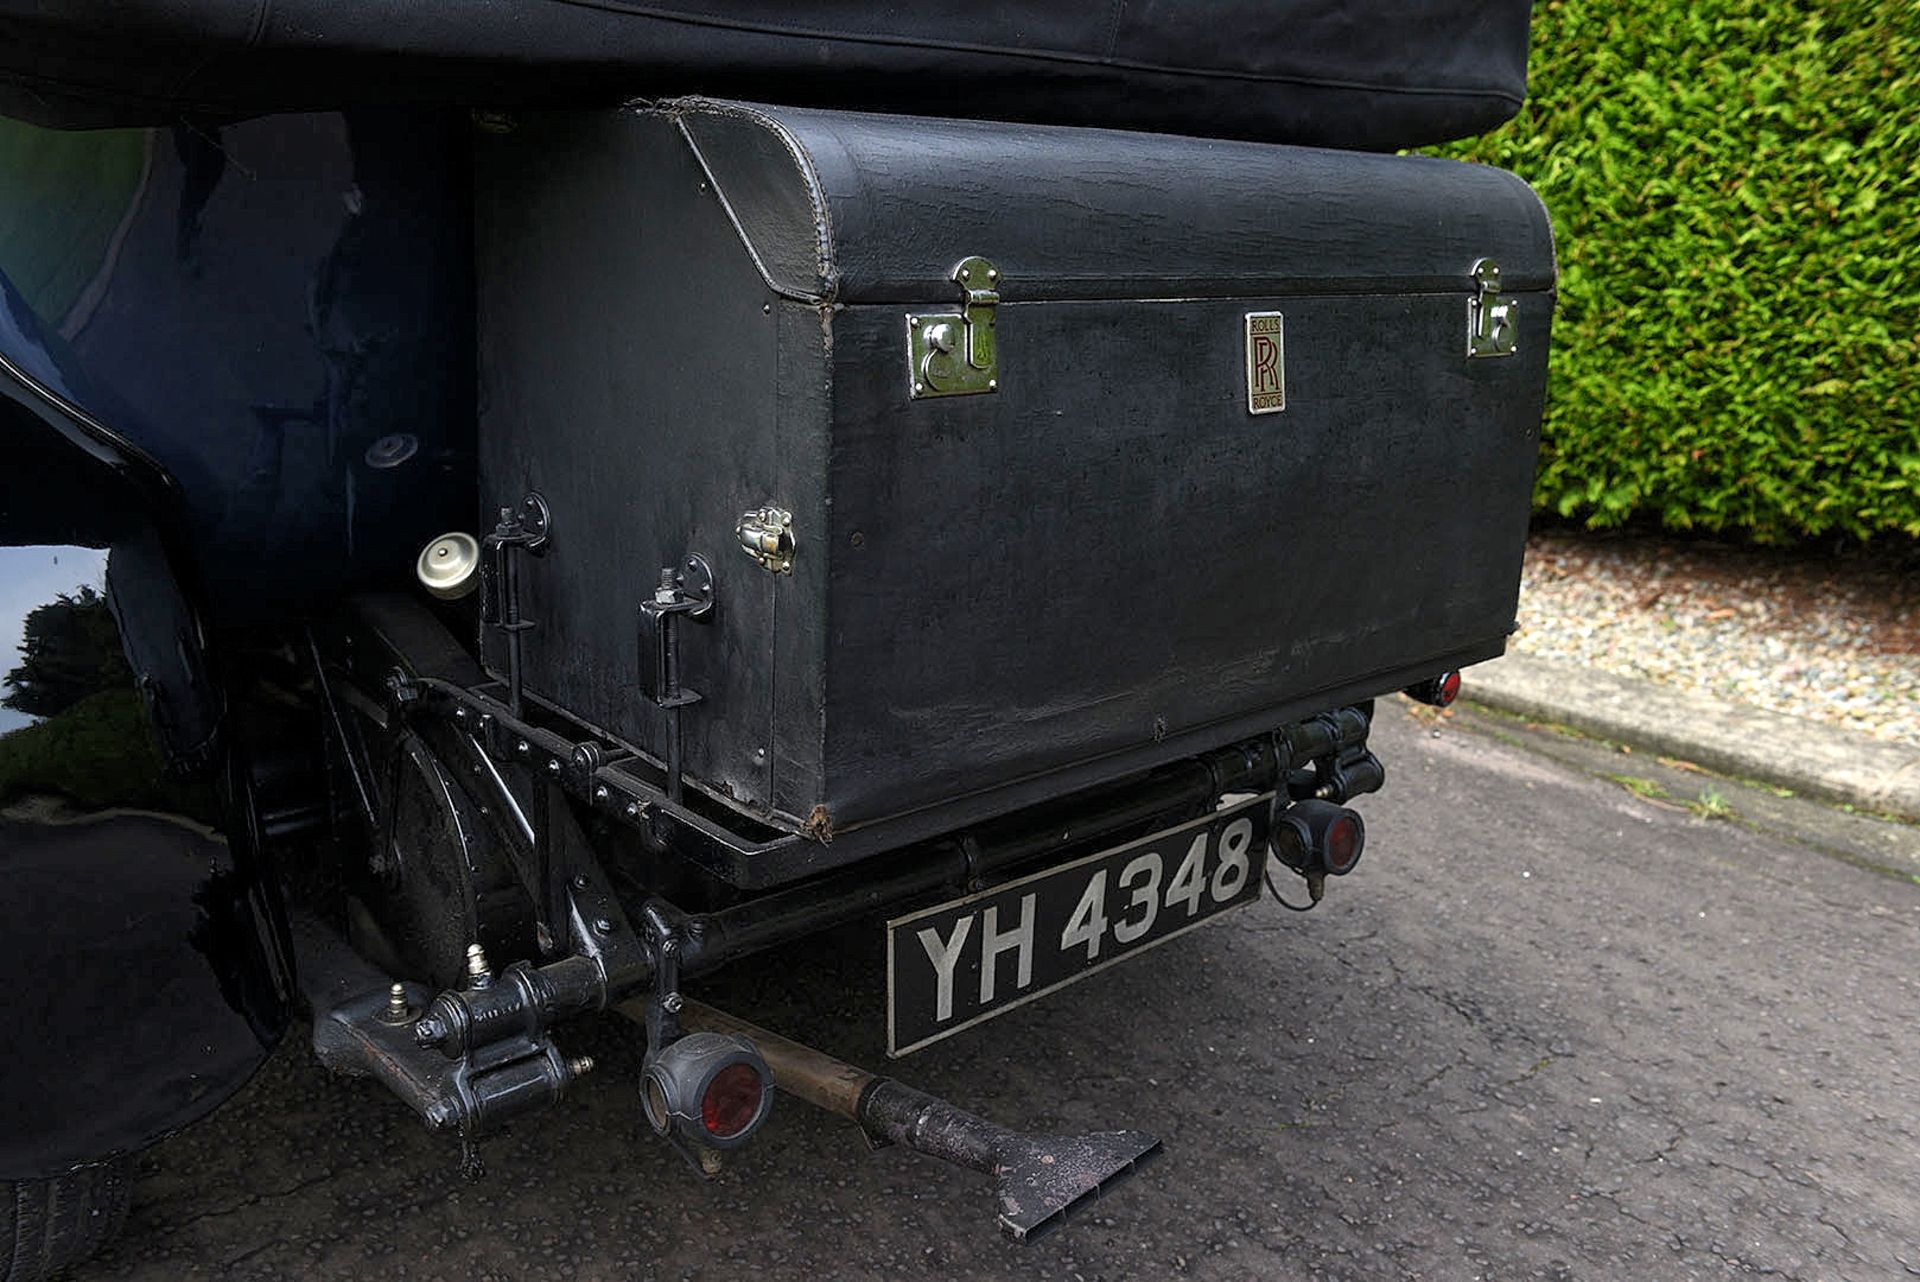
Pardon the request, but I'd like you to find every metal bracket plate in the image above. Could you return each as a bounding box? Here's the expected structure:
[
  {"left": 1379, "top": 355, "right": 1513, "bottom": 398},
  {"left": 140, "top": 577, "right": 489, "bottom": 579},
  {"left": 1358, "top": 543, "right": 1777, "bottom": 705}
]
[
  {"left": 1467, "top": 257, "right": 1518, "bottom": 359},
  {"left": 908, "top": 256, "right": 1001, "bottom": 398}
]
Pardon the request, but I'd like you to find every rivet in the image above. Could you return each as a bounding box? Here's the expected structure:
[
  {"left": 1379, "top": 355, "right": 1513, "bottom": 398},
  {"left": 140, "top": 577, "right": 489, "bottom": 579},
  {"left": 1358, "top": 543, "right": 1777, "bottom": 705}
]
[
  {"left": 987, "top": 379, "right": 998, "bottom": 391},
  {"left": 548, "top": 758, "right": 562, "bottom": 775},
  {"left": 763, "top": 303, "right": 772, "bottom": 315},
  {"left": 572, "top": 874, "right": 590, "bottom": 890},
  {"left": 516, "top": 739, "right": 530, "bottom": 756},
  {"left": 624, "top": 801, "right": 641, "bottom": 819},
  {"left": 593, "top": 917, "right": 614, "bottom": 936},
  {"left": 594, "top": 785, "right": 610, "bottom": 802},
  {"left": 914, "top": 382, "right": 926, "bottom": 394}
]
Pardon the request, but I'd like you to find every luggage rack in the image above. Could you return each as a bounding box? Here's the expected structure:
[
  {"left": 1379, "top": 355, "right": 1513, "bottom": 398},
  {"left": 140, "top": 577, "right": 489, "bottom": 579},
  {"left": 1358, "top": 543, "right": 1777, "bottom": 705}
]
[{"left": 399, "top": 659, "right": 1391, "bottom": 893}]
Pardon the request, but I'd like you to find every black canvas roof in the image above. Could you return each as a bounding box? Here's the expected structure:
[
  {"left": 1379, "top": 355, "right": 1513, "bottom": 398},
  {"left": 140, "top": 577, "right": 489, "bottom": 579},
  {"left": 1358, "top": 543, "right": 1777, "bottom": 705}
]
[{"left": 0, "top": 1, "right": 1530, "bottom": 150}]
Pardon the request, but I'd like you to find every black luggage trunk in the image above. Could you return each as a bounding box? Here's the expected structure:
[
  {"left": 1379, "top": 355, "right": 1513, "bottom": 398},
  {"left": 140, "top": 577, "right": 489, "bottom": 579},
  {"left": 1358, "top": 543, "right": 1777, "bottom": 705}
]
[{"left": 476, "top": 99, "right": 1554, "bottom": 861}]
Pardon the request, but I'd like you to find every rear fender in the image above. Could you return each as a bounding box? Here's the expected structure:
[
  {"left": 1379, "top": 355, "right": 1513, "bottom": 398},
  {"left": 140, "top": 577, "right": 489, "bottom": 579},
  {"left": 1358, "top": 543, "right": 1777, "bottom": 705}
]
[{"left": 0, "top": 275, "right": 291, "bottom": 1180}]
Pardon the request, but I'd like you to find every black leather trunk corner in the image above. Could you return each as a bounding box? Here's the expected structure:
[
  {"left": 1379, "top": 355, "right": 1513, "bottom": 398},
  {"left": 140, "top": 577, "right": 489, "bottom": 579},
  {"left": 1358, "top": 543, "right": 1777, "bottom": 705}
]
[{"left": 476, "top": 98, "right": 1555, "bottom": 851}]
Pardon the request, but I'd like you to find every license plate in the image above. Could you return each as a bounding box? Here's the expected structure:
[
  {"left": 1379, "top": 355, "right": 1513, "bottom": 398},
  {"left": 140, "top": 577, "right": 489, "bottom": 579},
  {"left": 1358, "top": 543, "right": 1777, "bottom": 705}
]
[{"left": 886, "top": 794, "right": 1271, "bottom": 1056}]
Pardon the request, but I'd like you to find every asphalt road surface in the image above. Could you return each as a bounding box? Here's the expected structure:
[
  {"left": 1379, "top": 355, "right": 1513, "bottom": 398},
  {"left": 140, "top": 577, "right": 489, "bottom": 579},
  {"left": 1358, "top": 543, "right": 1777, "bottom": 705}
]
[{"left": 75, "top": 700, "right": 1920, "bottom": 1281}]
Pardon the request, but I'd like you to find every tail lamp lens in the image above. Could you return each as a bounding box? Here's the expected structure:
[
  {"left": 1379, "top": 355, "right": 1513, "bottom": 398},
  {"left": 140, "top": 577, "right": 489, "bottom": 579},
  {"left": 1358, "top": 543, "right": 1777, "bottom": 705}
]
[
  {"left": 641, "top": 1030, "right": 773, "bottom": 1150},
  {"left": 1273, "top": 799, "right": 1367, "bottom": 877},
  {"left": 1323, "top": 814, "right": 1363, "bottom": 874},
  {"left": 701, "top": 1063, "right": 765, "bottom": 1139},
  {"left": 1403, "top": 671, "right": 1462, "bottom": 707}
]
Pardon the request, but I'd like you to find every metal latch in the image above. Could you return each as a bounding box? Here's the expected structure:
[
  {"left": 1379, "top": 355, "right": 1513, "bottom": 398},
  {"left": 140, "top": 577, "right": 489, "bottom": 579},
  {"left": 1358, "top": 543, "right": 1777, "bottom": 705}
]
[
  {"left": 638, "top": 555, "right": 715, "bottom": 806},
  {"left": 908, "top": 256, "right": 1000, "bottom": 398},
  {"left": 1467, "top": 258, "right": 1518, "bottom": 358},
  {"left": 735, "top": 506, "right": 795, "bottom": 574}
]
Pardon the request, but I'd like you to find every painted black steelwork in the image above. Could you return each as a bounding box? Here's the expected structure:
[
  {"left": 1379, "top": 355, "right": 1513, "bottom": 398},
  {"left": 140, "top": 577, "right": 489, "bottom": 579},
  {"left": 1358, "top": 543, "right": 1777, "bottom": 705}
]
[
  {"left": 481, "top": 494, "right": 552, "bottom": 720},
  {"left": 637, "top": 556, "right": 716, "bottom": 806},
  {"left": 406, "top": 666, "right": 1394, "bottom": 891},
  {"left": 299, "top": 915, "right": 588, "bottom": 1143},
  {"left": 401, "top": 693, "right": 1373, "bottom": 1010}
]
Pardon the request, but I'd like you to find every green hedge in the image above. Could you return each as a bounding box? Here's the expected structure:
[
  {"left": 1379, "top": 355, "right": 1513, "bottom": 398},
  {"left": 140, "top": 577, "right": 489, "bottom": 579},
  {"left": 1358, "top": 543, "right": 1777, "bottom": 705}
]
[{"left": 1442, "top": 1, "right": 1920, "bottom": 543}]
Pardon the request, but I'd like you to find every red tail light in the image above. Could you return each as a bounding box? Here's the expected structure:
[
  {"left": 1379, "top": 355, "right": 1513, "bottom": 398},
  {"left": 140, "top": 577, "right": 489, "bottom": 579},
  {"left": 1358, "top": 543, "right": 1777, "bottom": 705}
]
[
  {"left": 1272, "top": 800, "right": 1367, "bottom": 877},
  {"left": 702, "top": 1063, "right": 766, "bottom": 1139},
  {"left": 1322, "top": 813, "right": 1363, "bottom": 874},
  {"left": 642, "top": 1031, "right": 774, "bottom": 1150},
  {"left": 1403, "top": 671, "right": 1461, "bottom": 708}
]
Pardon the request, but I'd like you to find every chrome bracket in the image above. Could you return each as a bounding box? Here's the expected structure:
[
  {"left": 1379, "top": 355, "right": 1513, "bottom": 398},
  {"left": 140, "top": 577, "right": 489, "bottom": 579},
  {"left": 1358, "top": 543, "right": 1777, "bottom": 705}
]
[
  {"left": 735, "top": 506, "right": 796, "bottom": 574},
  {"left": 907, "top": 256, "right": 1001, "bottom": 398},
  {"left": 1467, "top": 257, "right": 1518, "bottom": 359}
]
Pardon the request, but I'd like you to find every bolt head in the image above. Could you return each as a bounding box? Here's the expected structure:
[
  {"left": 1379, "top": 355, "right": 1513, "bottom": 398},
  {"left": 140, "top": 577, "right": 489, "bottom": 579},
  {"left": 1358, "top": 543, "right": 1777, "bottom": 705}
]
[{"left": 593, "top": 917, "right": 614, "bottom": 936}]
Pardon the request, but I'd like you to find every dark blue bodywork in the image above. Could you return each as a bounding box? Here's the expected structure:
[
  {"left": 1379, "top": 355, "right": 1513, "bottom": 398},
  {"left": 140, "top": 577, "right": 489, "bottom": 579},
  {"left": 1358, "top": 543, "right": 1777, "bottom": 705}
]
[
  {"left": 0, "top": 108, "right": 475, "bottom": 622},
  {"left": 0, "top": 109, "right": 472, "bottom": 1178}
]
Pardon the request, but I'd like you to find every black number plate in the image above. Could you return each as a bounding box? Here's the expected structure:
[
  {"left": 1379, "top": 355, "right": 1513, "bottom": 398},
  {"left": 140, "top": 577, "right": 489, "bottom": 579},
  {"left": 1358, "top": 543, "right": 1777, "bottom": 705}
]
[{"left": 885, "top": 794, "right": 1271, "bottom": 1056}]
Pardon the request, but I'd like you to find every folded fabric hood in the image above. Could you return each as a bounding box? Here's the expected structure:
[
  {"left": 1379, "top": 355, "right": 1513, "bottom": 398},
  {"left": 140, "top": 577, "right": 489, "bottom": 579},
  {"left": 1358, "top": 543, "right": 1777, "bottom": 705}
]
[{"left": 0, "top": 0, "right": 1531, "bottom": 150}]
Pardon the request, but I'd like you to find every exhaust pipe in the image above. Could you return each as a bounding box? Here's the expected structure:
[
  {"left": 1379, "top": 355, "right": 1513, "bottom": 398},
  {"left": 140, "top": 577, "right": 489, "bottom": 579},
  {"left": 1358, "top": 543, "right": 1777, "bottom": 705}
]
[{"left": 624, "top": 999, "right": 1162, "bottom": 1242}]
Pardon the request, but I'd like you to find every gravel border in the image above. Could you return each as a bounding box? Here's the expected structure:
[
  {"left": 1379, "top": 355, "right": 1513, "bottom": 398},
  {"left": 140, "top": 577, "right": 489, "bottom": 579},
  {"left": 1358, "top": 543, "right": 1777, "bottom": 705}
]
[{"left": 1508, "top": 532, "right": 1920, "bottom": 749}]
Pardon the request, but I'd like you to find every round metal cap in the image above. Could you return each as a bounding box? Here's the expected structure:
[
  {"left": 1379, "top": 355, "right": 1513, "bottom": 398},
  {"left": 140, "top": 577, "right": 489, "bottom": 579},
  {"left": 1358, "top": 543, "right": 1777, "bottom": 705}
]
[
  {"left": 364, "top": 432, "right": 420, "bottom": 469},
  {"left": 416, "top": 532, "right": 480, "bottom": 600}
]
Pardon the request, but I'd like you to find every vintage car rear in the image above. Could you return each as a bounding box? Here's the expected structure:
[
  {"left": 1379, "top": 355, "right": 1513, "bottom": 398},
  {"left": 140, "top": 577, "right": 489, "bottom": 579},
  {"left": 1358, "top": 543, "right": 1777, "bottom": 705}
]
[{"left": 0, "top": 3, "right": 1551, "bottom": 1272}]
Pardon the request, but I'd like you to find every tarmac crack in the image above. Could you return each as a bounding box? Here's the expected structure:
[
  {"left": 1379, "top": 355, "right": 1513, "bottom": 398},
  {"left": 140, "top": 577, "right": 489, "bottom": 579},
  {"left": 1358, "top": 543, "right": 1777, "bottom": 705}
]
[
  {"left": 161, "top": 1169, "right": 338, "bottom": 1234},
  {"left": 1635, "top": 1126, "right": 1686, "bottom": 1165}
]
